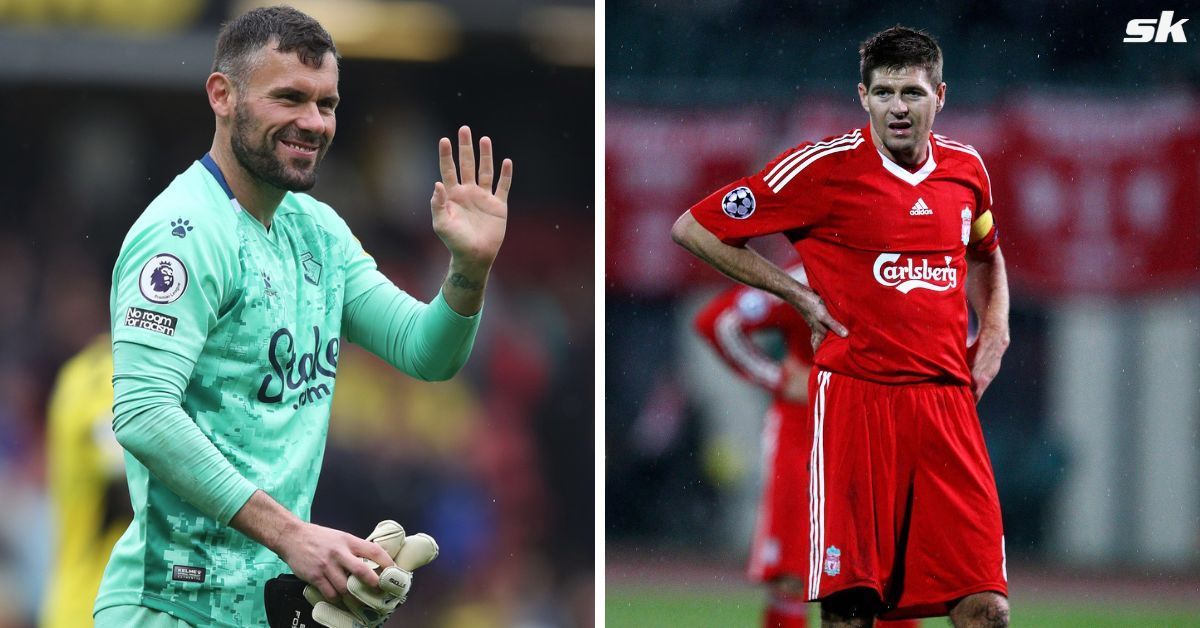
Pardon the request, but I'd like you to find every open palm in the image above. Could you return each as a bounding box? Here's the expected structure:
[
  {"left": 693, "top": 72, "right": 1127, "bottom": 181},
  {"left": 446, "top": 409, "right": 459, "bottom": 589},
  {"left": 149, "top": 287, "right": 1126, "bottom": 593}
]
[{"left": 431, "top": 126, "right": 513, "bottom": 267}]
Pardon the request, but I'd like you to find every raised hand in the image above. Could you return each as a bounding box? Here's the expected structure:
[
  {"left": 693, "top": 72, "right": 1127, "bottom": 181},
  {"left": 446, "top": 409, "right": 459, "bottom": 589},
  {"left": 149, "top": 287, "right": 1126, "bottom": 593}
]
[{"left": 431, "top": 125, "right": 513, "bottom": 269}]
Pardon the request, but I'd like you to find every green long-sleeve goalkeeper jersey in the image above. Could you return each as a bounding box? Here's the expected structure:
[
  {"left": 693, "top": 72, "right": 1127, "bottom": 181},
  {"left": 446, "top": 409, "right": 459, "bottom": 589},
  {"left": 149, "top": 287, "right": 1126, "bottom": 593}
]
[{"left": 96, "top": 155, "right": 480, "bottom": 626}]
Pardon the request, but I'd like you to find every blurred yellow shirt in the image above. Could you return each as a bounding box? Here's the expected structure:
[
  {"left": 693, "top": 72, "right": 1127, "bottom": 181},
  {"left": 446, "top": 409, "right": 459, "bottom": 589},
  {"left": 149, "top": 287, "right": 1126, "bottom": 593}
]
[{"left": 40, "top": 335, "right": 128, "bottom": 628}]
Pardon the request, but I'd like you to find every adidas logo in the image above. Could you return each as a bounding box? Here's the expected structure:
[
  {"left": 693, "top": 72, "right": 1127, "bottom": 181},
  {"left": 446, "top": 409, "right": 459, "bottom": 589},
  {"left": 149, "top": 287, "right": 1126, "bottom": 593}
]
[{"left": 909, "top": 198, "right": 933, "bottom": 216}]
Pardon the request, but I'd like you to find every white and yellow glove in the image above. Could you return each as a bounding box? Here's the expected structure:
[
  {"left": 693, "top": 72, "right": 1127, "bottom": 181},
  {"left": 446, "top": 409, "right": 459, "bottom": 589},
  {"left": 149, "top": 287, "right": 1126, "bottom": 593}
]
[{"left": 303, "top": 520, "right": 439, "bottom": 628}]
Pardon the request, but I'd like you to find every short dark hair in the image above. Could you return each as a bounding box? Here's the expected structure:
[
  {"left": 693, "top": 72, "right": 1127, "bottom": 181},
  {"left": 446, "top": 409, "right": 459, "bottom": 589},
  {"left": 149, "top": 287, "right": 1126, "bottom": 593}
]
[
  {"left": 212, "top": 5, "right": 339, "bottom": 88},
  {"left": 859, "top": 26, "right": 942, "bottom": 87}
]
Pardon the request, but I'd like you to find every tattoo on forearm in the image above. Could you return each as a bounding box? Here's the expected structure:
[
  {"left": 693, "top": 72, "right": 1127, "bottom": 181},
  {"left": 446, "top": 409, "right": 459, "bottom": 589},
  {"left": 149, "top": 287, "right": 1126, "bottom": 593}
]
[{"left": 448, "top": 273, "right": 484, "bottom": 292}]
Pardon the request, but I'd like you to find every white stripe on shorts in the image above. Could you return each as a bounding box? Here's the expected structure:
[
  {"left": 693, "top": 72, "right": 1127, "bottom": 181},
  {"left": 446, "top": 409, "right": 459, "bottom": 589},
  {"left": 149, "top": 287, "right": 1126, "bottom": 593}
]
[{"left": 808, "top": 370, "right": 831, "bottom": 599}]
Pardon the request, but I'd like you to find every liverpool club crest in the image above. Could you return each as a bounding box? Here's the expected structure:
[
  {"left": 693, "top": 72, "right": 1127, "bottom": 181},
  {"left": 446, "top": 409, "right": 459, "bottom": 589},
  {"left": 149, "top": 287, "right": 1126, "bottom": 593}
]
[{"left": 824, "top": 546, "right": 842, "bottom": 577}]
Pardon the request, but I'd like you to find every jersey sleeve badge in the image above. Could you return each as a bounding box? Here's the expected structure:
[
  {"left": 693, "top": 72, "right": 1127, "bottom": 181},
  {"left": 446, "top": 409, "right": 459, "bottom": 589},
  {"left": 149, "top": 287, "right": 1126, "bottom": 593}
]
[
  {"left": 138, "top": 253, "right": 189, "bottom": 304},
  {"left": 722, "top": 186, "right": 756, "bottom": 219}
]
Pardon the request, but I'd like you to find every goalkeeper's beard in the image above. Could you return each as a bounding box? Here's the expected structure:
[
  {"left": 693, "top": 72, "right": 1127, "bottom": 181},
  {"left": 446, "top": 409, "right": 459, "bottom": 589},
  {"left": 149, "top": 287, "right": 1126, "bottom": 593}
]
[{"left": 230, "top": 99, "right": 327, "bottom": 193}]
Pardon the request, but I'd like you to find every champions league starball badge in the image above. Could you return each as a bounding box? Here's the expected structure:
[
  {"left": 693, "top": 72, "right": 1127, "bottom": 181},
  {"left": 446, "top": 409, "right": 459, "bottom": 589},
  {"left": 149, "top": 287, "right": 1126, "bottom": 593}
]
[
  {"left": 139, "top": 253, "right": 189, "bottom": 304},
  {"left": 721, "top": 186, "right": 756, "bottom": 219}
]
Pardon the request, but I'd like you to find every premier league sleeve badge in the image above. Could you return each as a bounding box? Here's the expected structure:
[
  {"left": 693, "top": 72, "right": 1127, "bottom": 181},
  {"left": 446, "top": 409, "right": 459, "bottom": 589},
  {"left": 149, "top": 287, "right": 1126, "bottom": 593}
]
[{"left": 138, "top": 253, "right": 189, "bottom": 304}]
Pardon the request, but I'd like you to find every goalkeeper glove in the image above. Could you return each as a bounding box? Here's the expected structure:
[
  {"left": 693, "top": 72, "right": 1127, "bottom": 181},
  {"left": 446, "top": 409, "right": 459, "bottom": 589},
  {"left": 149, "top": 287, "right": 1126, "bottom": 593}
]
[
  {"left": 264, "top": 520, "right": 439, "bottom": 628},
  {"left": 263, "top": 573, "right": 321, "bottom": 628}
]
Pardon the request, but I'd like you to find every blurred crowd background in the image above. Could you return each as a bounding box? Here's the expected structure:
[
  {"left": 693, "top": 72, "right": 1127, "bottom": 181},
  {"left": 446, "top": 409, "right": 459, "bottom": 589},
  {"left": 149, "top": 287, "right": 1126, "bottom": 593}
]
[
  {"left": 606, "top": 0, "right": 1200, "bottom": 609},
  {"left": 0, "top": 0, "right": 593, "bottom": 626}
]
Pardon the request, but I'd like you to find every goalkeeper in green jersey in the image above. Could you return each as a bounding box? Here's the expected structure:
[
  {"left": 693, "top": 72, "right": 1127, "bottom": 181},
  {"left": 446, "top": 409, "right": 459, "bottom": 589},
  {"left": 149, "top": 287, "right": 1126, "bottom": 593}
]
[{"left": 95, "top": 5, "right": 512, "bottom": 627}]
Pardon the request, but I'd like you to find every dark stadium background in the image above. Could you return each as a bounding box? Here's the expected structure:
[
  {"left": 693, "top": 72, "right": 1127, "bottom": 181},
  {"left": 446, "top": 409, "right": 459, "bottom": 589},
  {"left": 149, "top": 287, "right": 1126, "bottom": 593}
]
[
  {"left": 0, "top": 1, "right": 593, "bottom": 626},
  {"left": 606, "top": 1, "right": 1200, "bottom": 625}
]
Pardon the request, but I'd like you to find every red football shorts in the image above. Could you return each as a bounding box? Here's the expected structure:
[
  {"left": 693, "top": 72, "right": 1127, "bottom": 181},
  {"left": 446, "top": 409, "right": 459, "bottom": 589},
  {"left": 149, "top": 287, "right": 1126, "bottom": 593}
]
[
  {"left": 802, "top": 369, "right": 1007, "bottom": 619},
  {"left": 748, "top": 399, "right": 812, "bottom": 583}
]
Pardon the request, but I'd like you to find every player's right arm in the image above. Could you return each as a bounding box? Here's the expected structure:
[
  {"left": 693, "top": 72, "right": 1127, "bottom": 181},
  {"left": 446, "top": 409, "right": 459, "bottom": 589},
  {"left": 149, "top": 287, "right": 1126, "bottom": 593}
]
[
  {"left": 229, "top": 491, "right": 391, "bottom": 600},
  {"left": 109, "top": 208, "right": 260, "bottom": 526},
  {"left": 673, "top": 213, "right": 845, "bottom": 353},
  {"left": 671, "top": 144, "right": 847, "bottom": 350},
  {"left": 109, "top": 203, "right": 387, "bottom": 598}
]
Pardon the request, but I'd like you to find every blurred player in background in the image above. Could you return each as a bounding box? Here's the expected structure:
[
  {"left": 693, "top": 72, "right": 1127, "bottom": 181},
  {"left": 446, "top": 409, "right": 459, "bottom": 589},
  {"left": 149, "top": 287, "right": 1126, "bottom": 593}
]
[
  {"left": 674, "top": 26, "right": 1010, "bottom": 627},
  {"left": 96, "top": 5, "right": 512, "bottom": 627},
  {"left": 40, "top": 334, "right": 130, "bottom": 628},
  {"left": 694, "top": 266, "right": 919, "bottom": 628}
]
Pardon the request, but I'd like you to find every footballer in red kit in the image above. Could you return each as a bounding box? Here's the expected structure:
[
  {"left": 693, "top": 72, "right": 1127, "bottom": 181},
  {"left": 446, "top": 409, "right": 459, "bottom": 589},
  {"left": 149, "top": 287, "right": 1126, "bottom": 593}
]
[
  {"left": 673, "top": 26, "right": 1011, "bottom": 627},
  {"left": 695, "top": 267, "right": 920, "bottom": 628},
  {"left": 694, "top": 266, "right": 815, "bottom": 583},
  {"left": 689, "top": 127, "right": 997, "bottom": 386}
]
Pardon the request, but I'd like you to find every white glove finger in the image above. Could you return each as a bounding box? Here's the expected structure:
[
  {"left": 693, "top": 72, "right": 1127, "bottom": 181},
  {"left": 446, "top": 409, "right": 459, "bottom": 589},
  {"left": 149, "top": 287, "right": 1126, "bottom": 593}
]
[
  {"left": 347, "top": 567, "right": 409, "bottom": 609},
  {"left": 303, "top": 583, "right": 333, "bottom": 607},
  {"left": 396, "top": 533, "right": 439, "bottom": 571},
  {"left": 312, "top": 600, "right": 366, "bottom": 628},
  {"left": 376, "top": 566, "right": 412, "bottom": 599},
  {"left": 340, "top": 591, "right": 393, "bottom": 627},
  {"left": 365, "top": 520, "right": 406, "bottom": 557}
]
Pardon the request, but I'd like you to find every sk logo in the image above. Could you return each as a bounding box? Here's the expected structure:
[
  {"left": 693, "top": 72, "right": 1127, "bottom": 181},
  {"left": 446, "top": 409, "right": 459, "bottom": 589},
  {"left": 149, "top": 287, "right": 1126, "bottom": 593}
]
[{"left": 1124, "top": 11, "right": 1188, "bottom": 43}]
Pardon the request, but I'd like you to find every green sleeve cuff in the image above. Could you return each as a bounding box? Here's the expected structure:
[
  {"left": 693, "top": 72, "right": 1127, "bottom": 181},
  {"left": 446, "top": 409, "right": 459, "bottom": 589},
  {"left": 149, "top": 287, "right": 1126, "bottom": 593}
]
[
  {"left": 431, "top": 288, "right": 483, "bottom": 322},
  {"left": 215, "top": 480, "right": 260, "bottom": 526}
]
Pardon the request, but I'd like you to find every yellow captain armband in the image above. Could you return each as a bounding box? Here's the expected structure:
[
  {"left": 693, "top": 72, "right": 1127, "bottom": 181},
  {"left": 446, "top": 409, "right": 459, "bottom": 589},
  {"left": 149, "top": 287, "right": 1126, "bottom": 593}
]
[{"left": 969, "top": 210, "right": 994, "bottom": 244}]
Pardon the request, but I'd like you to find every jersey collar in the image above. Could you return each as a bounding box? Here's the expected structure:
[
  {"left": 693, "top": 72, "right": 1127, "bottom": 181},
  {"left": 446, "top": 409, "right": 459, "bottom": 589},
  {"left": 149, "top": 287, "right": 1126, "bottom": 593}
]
[
  {"left": 200, "top": 153, "right": 236, "bottom": 200},
  {"left": 865, "top": 127, "right": 937, "bottom": 186}
]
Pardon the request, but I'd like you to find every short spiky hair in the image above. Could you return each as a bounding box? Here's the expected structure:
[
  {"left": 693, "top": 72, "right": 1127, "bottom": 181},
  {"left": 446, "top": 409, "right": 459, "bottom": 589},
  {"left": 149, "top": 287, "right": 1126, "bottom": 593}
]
[
  {"left": 212, "top": 5, "right": 339, "bottom": 88},
  {"left": 859, "top": 26, "right": 942, "bottom": 87}
]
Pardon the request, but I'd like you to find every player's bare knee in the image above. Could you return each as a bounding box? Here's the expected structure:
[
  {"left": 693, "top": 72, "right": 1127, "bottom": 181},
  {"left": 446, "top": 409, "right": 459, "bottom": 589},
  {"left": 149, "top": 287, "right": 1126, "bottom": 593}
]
[
  {"left": 820, "top": 587, "right": 881, "bottom": 626},
  {"left": 950, "top": 592, "right": 1009, "bottom": 628}
]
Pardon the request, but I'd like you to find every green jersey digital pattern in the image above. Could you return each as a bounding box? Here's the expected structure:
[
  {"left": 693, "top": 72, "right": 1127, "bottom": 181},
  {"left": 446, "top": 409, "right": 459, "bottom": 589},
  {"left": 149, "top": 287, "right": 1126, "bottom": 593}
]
[{"left": 97, "top": 157, "right": 443, "bottom": 626}]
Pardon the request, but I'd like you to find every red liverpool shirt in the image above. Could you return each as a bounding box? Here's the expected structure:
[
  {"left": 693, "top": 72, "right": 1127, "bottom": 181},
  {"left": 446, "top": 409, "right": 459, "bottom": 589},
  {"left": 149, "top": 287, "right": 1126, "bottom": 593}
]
[{"left": 688, "top": 127, "right": 999, "bottom": 386}]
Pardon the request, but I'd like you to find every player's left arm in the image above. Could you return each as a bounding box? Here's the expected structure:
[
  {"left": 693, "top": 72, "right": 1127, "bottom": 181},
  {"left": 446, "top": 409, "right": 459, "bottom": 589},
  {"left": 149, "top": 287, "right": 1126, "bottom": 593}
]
[
  {"left": 430, "top": 125, "right": 512, "bottom": 316},
  {"left": 343, "top": 286, "right": 481, "bottom": 382},
  {"left": 339, "top": 126, "right": 509, "bottom": 381},
  {"left": 966, "top": 208, "right": 1010, "bottom": 402}
]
